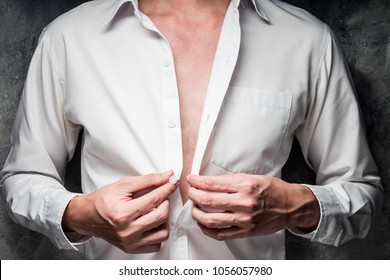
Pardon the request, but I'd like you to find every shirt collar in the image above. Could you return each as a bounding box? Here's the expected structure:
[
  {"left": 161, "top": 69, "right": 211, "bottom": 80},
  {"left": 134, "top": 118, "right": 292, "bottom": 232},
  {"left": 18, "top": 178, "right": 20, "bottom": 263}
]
[
  {"left": 103, "top": 0, "right": 269, "bottom": 25},
  {"left": 103, "top": 0, "right": 138, "bottom": 24},
  {"left": 250, "top": 0, "right": 269, "bottom": 21}
]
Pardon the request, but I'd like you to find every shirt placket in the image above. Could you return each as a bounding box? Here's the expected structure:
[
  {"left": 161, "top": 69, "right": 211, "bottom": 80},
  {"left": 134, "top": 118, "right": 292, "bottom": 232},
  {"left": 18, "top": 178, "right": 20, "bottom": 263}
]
[
  {"left": 134, "top": 10, "right": 187, "bottom": 258},
  {"left": 172, "top": 2, "right": 241, "bottom": 259},
  {"left": 191, "top": 3, "right": 241, "bottom": 176},
  {"left": 135, "top": 1, "right": 241, "bottom": 259},
  {"left": 159, "top": 36, "right": 190, "bottom": 259}
]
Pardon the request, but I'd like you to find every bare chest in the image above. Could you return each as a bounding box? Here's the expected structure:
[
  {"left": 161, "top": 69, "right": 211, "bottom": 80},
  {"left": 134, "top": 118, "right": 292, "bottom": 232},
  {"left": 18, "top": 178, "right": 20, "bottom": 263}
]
[
  {"left": 171, "top": 35, "right": 220, "bottom": 201},
  {"left": 148, "top": 16, "right": 224, "bottom": 202}
]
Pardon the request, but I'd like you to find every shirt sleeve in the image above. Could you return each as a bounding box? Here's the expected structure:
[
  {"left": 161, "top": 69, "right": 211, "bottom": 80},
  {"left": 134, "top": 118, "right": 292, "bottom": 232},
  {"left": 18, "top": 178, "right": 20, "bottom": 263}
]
[
  {"left": 293, "top": 30, "right": 383, "bottom": 246},
  {"left": 0, "top": 30, "right": 84, "bottom": 250}
]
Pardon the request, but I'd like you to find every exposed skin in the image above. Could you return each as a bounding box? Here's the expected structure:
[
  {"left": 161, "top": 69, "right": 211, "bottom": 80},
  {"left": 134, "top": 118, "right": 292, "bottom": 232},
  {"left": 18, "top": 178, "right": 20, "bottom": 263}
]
[
  {"left": 139, "top": 0, "right": 231, "bottom": 203},
  {"left": 62, "top": 0, "right": 320, "bottom": 253},
  {"left": 187, "top": 174, "right": 320, "bottom": 240},
  {"left": 62, "top": 171, "right": 177, "bottom": 254}
]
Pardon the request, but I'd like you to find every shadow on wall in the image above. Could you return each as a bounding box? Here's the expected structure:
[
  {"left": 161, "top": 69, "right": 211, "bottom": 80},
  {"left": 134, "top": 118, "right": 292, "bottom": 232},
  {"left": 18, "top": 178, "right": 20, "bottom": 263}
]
[{"left": 0, "top": 0, "right": 389, "bottom": 259}]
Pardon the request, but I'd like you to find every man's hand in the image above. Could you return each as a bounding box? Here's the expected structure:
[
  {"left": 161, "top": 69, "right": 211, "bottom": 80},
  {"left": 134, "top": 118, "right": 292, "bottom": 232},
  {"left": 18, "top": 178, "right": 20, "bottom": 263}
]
[
  {"left": 62, "top": 171, "right": 177, "bottom": 254},
  {"left": 187, "top": 173, "right": 320, "bottom": 241}
]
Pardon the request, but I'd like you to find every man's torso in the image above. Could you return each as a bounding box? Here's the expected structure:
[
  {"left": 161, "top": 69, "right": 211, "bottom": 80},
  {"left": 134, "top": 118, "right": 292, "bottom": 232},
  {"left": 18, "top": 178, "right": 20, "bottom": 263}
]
[
  {"left": 38, "top": 0, "right": 329, "bottom": 259},
  {"left": 139, "top": 0, "right": 231, "bottom": 203}
]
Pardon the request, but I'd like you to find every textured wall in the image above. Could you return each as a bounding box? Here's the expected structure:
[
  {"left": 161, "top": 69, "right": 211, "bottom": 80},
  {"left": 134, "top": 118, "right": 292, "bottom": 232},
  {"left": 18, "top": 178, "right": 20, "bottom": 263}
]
[
  {"left": 0, "top": 0, "right": 389, "bottom": 259},
  {"left": 283, "top": 0, "right": 390, "bottom": 260}
]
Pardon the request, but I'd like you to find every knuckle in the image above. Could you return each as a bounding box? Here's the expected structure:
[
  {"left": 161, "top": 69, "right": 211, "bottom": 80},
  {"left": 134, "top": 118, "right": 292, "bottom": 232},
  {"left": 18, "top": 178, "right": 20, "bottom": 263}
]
[
  {"left": 110, "top": 208, "right": 133, "bottom": 226},
  {"left": 151, "top": 195, "right": 162, "bottom": 208},
  {"left": 244, "top": 177, "right": 258, "bottom": 191},
  {"left": 204, "top": 217, "right": 218, "bottom": 228},
  {"left": 240, "top": 214, "right": 254, "bottom": 228},
  {"left": 199, "top": 193, "right": 213, "bottom": 207},
  {"left": 112, "top": 213, "right": 124, "bottom": 224},
  {"left": 116, "top": 227, "right": 135, "bottom": 241},
  {"left": 155, "top": 208, "right": 169, "bottom": 223},
  {"left": 243, "top": 198, "right": 259, "bottom": 212},
  {"left": 230, "top": 215, "right": 237, "bottom": 224},
  {"left": 215, "top": 233, "right": 226, "bottom": 241},
  {"left": 145, "top": 173, "right": 159, "bottom": 185},
  {"left": 116, "top": 231, "right": 128, "bottom": 241},
  {"left": 112, "top": 231, "right": 139, "bottom": 253},
  {"left": 204, "top": 179, "right": 214, "bottom": 189},
  {"left": 110, "top": 214, "right": 126, "bottom": 228},
  {"left": 128, "top": 207, "right": 143, "bottom": 221}
]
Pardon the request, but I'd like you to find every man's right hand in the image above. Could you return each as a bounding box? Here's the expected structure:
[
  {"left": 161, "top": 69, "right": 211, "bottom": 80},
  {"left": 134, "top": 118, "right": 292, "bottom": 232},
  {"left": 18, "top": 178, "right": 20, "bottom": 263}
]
[{"left": 62, "top": 170, "right": 177, "bottom": 254}]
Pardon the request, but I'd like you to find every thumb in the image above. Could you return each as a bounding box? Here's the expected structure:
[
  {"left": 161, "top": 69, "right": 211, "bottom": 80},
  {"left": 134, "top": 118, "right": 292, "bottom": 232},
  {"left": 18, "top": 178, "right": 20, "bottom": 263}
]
[{"left": 127, "top": 170, "right": 174, "bottom": 193}]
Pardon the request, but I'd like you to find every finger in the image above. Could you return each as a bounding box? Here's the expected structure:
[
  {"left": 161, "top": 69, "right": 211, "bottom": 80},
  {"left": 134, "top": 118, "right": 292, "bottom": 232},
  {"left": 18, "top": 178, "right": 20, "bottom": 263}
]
[
  {"left": 187, "top": 174, "right": 243, "bottom": 193},
  {"left": 192, "top": 205, "right": 253, "bottom": 229},
  {"left": 198, "top": 223, "right": 250, "bottom": 241},
  {"left": 126, "top": 182, "right": 177, "bottom": 219},
  {"left": 117, "top": 241, "right": 163, "bottom": 254},
  {"left": 112, "top": 203, "right": 170, "bottom": 253},
  {"left": 119, "top": 223, "right": 169, "bottom": 253},
  {"left": 188, "top": 186, "right": 253, "bottom": 212},
  {"left": 131, "top": 200, "right": 170, "bottom": 232},
  {"left": 112, "top": 238, "right": 163, "bottom": 254},
  {"left": 188, "top": 186, "right": 230, "bottom": 209},
  {"left": 127, "top": 170, "right": 174, "bottom": 193},
  {"left": 136, "top": 223, "right": 169, "bottom": 247},
  {"left": 129, "top": 244, "right": 162, "bottom": 254},
  {"left": 125, "top": 219, "right": 169, "bottom": 253}
]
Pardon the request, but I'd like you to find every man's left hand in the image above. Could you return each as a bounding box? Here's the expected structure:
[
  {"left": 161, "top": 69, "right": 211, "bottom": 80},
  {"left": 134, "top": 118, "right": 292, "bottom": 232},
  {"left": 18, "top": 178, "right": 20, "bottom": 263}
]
[{"left": 187, "top": 173, "right": 320, "bottom": 240}]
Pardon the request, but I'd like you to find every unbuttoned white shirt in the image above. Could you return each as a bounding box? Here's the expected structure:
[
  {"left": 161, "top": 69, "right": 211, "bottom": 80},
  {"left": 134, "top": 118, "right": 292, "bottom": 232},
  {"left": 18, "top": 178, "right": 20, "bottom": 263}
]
[{"left": 1, "top": 0, "right": 382, "bottom": 259}]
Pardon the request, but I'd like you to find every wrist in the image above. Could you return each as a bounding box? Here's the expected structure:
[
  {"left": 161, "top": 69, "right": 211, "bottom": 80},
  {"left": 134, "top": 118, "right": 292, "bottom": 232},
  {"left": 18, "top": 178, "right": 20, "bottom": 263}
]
[
  {"left": 61, "top": 194, "right": 89, "bottom": 234},
  {"left": 286, "top": 184, "right": 320, "bottom": 234}
]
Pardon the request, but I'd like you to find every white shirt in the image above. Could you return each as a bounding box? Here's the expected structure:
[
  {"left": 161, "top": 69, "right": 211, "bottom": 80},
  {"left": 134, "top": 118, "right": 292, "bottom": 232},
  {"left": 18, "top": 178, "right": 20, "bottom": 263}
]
[{"left": 0, "top": 0, "right": 382, "bottom": 259}]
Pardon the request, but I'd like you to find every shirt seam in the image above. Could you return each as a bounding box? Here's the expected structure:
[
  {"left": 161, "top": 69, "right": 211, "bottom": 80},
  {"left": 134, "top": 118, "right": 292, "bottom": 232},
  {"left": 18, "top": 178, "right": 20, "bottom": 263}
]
[
  {"left": 41, "top": 39, "right": 67, "bottom": 100},
  {"left": 298, "top": 28, "right": 331, "bottom": 158},
  {"left": 308, "top": 26, "right": 332, "bottom": 105}
]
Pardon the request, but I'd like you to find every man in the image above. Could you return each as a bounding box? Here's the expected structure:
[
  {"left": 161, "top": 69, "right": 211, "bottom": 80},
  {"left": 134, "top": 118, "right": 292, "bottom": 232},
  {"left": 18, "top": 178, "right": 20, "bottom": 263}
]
[{"left": 0, "top": 0, "right": 382, "bottom": 259}]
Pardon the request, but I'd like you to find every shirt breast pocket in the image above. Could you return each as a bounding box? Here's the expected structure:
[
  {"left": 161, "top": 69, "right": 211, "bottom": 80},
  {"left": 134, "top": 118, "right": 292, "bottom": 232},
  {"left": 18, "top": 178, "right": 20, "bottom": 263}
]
[{"left": 211, "top": 86, "right": 292, "bottom": 175}]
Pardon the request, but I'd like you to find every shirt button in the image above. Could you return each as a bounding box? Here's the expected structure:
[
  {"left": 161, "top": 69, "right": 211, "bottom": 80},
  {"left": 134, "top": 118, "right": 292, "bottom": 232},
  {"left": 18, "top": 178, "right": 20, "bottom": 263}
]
[
  {"left": 164, "top": 58, "right": 171, "bottom": 67},
  {"left": 169, "top": 175, "right": 178, "bottom": 184},
  {"left": 168, "top": 120, "right": 176, "bottom": 128},
  {"left": 177, "top": 227, "right": 185, "bottom": 237}
]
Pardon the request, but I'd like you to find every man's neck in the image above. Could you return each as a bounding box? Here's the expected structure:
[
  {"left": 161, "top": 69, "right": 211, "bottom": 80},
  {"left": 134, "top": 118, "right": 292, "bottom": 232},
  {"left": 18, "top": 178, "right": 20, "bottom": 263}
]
[{"left": 139, "top": 0, "right": 231, "bottom": 20}]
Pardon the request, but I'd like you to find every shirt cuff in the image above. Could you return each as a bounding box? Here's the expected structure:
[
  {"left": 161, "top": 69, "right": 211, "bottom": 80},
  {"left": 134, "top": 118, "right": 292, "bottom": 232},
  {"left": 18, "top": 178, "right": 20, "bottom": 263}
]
[
  {"left": 45, "top": 191, "right": 91, "bottom": 250},
  {"left": 292, "top": 184, "right": 342, "bottom": 246}
]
